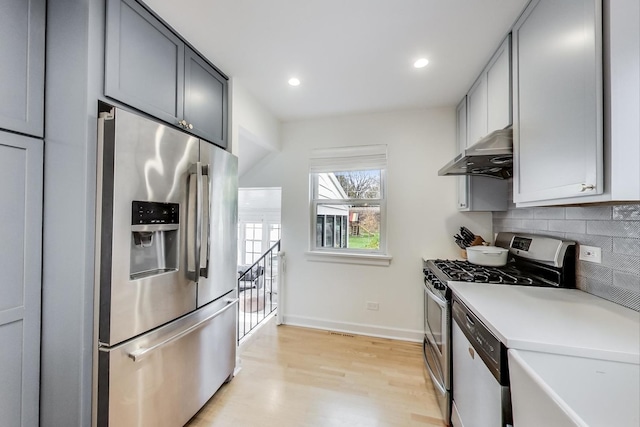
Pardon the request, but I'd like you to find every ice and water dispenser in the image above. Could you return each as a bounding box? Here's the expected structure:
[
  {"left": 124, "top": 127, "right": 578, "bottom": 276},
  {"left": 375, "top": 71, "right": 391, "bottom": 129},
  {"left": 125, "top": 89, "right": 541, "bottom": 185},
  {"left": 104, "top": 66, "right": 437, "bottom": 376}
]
[{"left": 130, "top": 201, "right": 179, "bottom": 279}]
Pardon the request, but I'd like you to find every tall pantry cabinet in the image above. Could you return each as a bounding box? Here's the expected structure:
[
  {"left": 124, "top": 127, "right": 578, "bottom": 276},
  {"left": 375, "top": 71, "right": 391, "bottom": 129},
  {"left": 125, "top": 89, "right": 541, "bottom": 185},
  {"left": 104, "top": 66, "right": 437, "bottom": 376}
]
[{"left": 0, "top": 1, "right": 45, "bottom": 426}]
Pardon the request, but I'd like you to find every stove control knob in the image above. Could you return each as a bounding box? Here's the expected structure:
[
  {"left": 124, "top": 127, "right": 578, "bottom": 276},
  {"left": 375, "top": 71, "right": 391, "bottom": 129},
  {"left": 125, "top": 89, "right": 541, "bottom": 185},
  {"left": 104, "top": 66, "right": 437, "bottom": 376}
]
[{"left": 434, "top": 281, "right": 446, "bottom": 290}]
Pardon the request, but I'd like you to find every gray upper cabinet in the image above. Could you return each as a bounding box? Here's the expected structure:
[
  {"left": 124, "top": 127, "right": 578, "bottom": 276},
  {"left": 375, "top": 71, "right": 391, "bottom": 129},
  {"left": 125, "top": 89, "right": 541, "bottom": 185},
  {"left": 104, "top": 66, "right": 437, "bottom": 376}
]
[
  {"left": 0, "top": 0, "right": 45, "bottom": 137},
  {"left": 467, "top": 35, "right": 511, "bottom": 148},
  {"left": 105, "top": 0, "right": 228, "bottom": 148},
  {"left": 467, "top": 75, "right": 487, "bottom": 148},
  {"left": 512, "top": 0, "right": 603, "bottom": 205},
  {"left": 486, "top": 37, "right": 511, "bottom": 132},
  {"left": 456, "top": 36, "right": 510, "bottom": 212},
  {"left": 456, "top": 97, "right": 508, "bottom": 212},
  {"left": 0, "top": 131, "right": 43, "bottom": 427},
  {"left": 105, "top": 0, "right": 184, "bottom": 125},
  {"left": 184, "top": 47, "right": 228, "bottom": 148},
  {"left": 456, "top": 97, "right": 470, "bottom": 209}
]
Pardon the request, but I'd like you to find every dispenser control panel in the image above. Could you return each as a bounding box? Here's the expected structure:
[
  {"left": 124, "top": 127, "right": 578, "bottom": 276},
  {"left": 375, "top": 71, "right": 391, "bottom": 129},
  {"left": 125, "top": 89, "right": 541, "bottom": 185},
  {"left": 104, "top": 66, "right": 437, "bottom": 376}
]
[{"left": 132, "top": 201, "right": 179, "bottom": 225}]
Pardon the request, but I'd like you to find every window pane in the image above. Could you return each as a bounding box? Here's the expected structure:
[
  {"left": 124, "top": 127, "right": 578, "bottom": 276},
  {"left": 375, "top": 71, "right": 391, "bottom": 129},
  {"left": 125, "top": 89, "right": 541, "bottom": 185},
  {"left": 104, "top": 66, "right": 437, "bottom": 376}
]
[
  {"left": 269, "top": 224, "right": 281, "bottom": 243},
  {"left": 315, "top": 204, "right": 380, "bottom": 251},
  {"left": 325, "top": 216, "right": 334, "bottom": 247},
  {"left": 316, "top": 216, "right": 324, "bottom": 247},
  {"left": 347, "top": 205, "right": 380, "bottom": 250},
  {"left": 342, "top": 216, "right": 348, "bottom": 248},
  {"left": 243, "top": 223, "right": 263, "bottom": 264},
  {"left": 333, "top": 170, "right": 381, "bottom": 199}
]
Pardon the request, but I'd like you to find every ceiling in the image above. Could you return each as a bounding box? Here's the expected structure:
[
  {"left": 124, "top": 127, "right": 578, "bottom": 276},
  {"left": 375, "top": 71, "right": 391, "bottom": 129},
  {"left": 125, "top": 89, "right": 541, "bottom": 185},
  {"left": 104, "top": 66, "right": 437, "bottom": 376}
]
[{"left": 143, "top": 0, "right": 529, "bottom": 121}]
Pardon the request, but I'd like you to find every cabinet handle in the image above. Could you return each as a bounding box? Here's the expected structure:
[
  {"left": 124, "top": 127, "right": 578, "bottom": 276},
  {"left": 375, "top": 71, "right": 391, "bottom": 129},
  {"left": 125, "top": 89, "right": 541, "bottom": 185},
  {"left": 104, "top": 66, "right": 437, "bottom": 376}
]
[
  {"left": 178, "top": 120, "right": 194, "bottom": 130},
  {"left": 580, "top": 183, "right": 595, "bottom": 192}
]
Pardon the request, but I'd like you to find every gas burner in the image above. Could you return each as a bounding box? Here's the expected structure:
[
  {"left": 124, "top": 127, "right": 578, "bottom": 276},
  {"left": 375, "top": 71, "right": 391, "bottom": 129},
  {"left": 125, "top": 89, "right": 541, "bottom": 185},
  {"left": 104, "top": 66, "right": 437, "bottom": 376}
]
[{"left": 430, "top": 259, "right": 546, "bottom": 286}]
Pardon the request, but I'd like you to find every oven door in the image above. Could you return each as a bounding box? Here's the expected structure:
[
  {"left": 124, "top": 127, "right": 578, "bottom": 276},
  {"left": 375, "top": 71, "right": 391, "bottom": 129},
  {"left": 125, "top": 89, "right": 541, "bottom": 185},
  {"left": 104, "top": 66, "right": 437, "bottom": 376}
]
[
  {"left": 424, "top": 337, "right": 451, "bottom": 425},
  {"left": 423, "top": 278, "right": 450, "bottom": 388}
]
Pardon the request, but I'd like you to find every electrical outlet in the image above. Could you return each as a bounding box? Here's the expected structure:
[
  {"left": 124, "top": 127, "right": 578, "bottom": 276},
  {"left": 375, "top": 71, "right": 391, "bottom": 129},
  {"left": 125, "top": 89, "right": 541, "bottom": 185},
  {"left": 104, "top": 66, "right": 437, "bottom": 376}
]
[
  {"left": 366, "top": 301, "right": 379, "bottom": 311},
  {"left": 579, "top": 245, "right": 602, "bottom": 263}
]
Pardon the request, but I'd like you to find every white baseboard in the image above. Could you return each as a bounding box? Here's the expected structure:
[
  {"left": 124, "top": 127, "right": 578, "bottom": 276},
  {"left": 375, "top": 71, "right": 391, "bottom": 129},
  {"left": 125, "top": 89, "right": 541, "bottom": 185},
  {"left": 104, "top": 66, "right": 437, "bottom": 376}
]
[{"left": 283, "top": 314, "right": 423, "bottom": 342}]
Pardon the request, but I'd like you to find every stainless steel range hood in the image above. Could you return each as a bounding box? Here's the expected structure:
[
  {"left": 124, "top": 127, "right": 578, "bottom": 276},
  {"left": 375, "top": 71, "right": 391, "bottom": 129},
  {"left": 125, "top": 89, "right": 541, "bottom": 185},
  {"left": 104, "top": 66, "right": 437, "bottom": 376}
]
[{"left": 438, "top": 127, "right": 513, "bottom": 179}]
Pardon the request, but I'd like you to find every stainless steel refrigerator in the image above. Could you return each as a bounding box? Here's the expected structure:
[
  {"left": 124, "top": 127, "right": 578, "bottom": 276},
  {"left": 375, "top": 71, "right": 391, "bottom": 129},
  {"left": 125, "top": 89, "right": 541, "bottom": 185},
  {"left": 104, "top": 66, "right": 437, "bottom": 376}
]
[{"left": 93, "top": 106, "right": 238, "bottom": 427}]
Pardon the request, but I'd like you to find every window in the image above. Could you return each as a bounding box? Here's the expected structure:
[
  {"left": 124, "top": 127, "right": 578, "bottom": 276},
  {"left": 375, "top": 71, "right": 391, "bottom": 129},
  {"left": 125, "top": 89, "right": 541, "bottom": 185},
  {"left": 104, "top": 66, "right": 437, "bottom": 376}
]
[
  {"left": 309, "top": 145, "right": 387, "bottom": 255},
  {"left": 269, "top": 224, "right": 281, "bottom": 248},
  {"left": 242, "top": 222, "right": 263, "bottom": 264},
  {"left": 238, "top": 220, "right": 281, "bottom": 265}
]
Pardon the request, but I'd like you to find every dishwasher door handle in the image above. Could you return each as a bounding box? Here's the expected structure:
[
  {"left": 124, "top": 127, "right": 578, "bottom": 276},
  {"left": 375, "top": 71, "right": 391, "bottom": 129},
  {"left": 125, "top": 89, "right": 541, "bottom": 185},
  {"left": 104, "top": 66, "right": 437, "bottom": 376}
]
[{"left": 465, "top": 314, "right": 475, "bottom": 328}]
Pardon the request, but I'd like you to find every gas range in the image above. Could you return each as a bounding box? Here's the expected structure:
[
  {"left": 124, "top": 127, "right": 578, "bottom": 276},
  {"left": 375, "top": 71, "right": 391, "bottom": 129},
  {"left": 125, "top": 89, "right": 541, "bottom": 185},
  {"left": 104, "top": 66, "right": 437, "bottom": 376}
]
[{"left": 423, "top": 232, "right": 577, "bottom": 299}]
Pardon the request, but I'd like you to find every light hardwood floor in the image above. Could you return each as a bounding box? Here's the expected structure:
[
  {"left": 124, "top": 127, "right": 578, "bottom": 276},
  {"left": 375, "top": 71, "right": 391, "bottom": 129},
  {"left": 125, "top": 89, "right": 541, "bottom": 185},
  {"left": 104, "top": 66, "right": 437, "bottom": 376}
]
[{"left": 186, "top": 319, "right": 445, "bottom": 427}]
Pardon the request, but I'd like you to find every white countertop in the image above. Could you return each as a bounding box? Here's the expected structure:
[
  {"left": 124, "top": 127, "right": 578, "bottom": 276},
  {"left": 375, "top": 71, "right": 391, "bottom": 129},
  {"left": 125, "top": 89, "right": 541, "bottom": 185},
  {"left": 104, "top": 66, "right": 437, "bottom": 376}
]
[{"left": 448, "top": 282, "right": 640, "bottom": 364}]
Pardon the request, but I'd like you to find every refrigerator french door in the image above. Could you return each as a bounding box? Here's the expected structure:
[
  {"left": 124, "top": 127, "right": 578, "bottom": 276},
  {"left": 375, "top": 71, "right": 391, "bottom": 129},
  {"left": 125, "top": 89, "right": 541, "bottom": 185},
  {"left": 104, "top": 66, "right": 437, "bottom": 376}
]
[{"left": 94, "top": 106, "right": 238, "bottom": 427}]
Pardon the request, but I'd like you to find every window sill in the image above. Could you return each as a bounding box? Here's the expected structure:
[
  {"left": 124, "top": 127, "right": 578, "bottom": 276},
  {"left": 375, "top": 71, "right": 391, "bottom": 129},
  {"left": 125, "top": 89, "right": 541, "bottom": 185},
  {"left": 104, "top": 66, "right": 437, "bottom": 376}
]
[{"left": 304, "top": 251, "right": 392, "bottom": 266}]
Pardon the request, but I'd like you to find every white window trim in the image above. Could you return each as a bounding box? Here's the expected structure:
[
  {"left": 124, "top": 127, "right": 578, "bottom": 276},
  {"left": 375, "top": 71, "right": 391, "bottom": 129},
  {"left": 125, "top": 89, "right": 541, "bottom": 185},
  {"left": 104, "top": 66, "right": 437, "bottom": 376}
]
[
  {"left": 308, "top": 145, "right": 390, "bottom": 263},
  {"left": 304, "top": 250, "right": 392, "bottom": 266}
]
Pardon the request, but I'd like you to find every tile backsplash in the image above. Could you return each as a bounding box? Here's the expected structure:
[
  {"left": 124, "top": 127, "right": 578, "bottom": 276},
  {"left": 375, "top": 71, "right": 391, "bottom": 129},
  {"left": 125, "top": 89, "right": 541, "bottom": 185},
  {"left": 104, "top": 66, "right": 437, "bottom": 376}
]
[{"left": 493, "top": 200, "right": 640, "bottom": 311}]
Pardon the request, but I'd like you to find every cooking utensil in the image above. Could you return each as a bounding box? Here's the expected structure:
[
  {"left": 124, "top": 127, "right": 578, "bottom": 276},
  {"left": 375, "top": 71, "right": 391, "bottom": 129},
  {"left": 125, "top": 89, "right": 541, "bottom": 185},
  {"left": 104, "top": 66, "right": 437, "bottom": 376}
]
[
  {"left": 466, "top": 246, "right": 509, "bottom": 266},
  {"left": 460, "top": 227, "right": 475, "bottom": 243},
  {"left": 454, "top": 238, "right": 467, "bottom": 249}
]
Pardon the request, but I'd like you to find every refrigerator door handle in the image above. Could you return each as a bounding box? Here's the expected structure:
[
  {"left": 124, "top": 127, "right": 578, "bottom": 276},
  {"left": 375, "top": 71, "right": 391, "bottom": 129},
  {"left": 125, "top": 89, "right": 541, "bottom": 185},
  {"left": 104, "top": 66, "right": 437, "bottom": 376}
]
[
  {"left": 187, "top": 162, "right": 204, "bottom": 280},
  {"left": 127, "top": 298, "right": 239, "bottom": 362},
  {"left": 199, "top": 164, "right": 211, "bottom": 278}
]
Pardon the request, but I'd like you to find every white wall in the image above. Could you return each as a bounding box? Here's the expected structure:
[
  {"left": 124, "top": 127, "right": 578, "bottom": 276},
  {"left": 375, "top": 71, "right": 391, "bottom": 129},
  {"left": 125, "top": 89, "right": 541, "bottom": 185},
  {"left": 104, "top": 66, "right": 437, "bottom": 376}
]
[
  {"left": 230, "top": 78, "right": 280, "bottom": 158},
  {"left": 241, "top": 108, "right": 493, "bottom": 341}
]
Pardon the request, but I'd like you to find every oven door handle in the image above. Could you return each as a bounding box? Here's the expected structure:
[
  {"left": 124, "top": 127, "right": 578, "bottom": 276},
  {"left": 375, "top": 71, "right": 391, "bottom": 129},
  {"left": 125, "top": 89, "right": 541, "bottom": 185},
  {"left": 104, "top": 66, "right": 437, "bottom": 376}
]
[
  {"left": 423, "top": 340, "right": 447, "bottom": 394},
  {"left": 424, "top": 283, "right": 447, "bottom": 308}
]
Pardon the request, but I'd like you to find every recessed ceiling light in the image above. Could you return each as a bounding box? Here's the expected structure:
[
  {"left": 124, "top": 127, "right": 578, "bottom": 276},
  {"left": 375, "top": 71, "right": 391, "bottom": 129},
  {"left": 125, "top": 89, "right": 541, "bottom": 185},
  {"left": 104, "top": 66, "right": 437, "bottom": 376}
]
[
  {"left": 414, "top": 58, "right": 429, "bottom": 69},
  {"left": 288, "top": 77, "right": 301, "bottom": 86}
]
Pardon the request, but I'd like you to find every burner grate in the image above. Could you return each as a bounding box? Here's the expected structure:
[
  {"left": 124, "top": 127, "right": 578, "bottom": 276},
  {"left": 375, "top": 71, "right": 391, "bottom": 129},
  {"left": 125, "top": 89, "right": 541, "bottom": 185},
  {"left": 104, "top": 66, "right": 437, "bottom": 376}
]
[{"left": 432, "top": 259, "right": 540, "bottom": 286}]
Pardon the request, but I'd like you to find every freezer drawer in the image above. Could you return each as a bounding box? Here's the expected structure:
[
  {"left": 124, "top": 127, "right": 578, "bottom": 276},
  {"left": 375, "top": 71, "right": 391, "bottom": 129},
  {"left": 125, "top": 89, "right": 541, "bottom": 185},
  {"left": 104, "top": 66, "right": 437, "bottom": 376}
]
[{"left": 97, "top": 293, "right": 237, "bottom": 427}]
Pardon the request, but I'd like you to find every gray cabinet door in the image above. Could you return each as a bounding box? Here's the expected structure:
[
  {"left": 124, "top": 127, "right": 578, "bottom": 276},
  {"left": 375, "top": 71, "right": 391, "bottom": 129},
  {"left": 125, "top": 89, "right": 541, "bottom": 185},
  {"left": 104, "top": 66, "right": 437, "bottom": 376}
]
[
  {"left": 467, "top": 75, "right": 487, "bottom": 148},
  {"left": 184, "top": 48, "right": 228, "bottom": 149},
  {"left": 0, "top": 131, "right": 43, "bottom": 427},
  {"left": 457, "top": 86, "right": 508, "bottom": 212},
  {"left": 456, "top": 97, "right": 470, "bottom": 210},
  {"left": 513, "top": 0, "right": 603, "bottom": 204},
  {"left": 105, "top": 0, "right": 184, "bottom": 126},
  {"left": 0, "top": 0, "right": 45, "bottom": 137},
  {"left": 486, "top": 35, "right": 511, "bottom": 132}
]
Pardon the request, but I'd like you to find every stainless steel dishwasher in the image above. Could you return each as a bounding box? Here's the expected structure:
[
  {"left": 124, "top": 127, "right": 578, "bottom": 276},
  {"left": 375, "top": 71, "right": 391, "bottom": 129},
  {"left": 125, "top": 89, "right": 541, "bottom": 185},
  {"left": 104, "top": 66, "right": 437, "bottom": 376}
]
[{"left": 451, "top": 296, "right": 512, "bottom": 427}]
